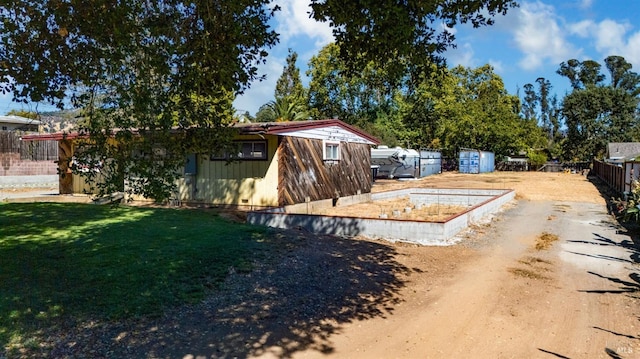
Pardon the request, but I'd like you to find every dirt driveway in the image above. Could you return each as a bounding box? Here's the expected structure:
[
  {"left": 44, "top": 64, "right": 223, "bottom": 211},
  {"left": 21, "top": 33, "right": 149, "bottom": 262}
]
[
  {"left": 257, "top": 172, "right": 640, "bottom": 359},
  {"left": 7, "top": 172, "right": 640, "bottom": 359}
]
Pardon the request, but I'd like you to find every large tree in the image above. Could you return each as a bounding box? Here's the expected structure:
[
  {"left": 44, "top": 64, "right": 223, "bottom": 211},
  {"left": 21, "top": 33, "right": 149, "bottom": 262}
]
[
  {"left": 559, "top": 56, "right": 640, "bottom": 161},
  {"left": 310, "top": 0, "right": 517, "bottom": 84},
  {"left": 256, "top": 49, "right": 309, "bottom": 122},
  {"left": 520, "top": 78, "right": 562, "bottom": 160},
  {"left": 0, "top": 0, "right": 518, "bottom": 200},
  {"left": 1, "top": 1, "right": 279, "bottom": 200},
  {"left": 434, "top": 65, "right": 542, "bottom": 158},
  {"left": 275, "top": 49, "right": 306, "bottom": 102},
  {"left": 307, "top": 43, "right": 396, "bottom": 124}
]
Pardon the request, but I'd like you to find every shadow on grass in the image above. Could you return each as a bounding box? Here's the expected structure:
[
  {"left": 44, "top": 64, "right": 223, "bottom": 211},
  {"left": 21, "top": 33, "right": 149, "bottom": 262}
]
[
  {"left": 143, "top": 232, "right": 410, "bottom": 359},
  {"left": 0, "top": 202, "right": 266, "bottom": 356},
  {"left": 1, "top": 203, "right": 410, "bottom": 358}
]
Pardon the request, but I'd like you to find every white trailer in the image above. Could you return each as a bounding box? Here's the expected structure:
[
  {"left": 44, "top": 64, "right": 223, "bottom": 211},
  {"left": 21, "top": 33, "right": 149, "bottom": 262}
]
[{"left": 371, "top": 146, "right": 420, "bottom": 179}]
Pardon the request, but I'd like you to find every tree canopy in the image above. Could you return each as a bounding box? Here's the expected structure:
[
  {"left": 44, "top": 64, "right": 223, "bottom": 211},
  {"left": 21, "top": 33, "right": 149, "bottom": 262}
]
[
  {"left": 256, "top": 49, "right": 309, "bottom": 122},
  {"left": 0, "top": 0, "right": 518, "bottom": 200},
  {"left": 558, "top": 56, "right": 640, "bottom": 161},
  {"left": 310, "top": 0, "right": 517, "bottom": 83}
]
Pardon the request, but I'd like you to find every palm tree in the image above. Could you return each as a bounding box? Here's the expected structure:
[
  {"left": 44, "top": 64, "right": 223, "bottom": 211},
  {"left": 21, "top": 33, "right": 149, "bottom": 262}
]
[{"left": 260, "top": 96, "right": 309, "bottom": 122}]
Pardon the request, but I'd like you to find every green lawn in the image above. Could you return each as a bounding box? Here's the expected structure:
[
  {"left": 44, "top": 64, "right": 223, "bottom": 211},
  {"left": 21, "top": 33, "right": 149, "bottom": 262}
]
[{"left": 0, "top": 202, "right": 268, "bottom": 350}]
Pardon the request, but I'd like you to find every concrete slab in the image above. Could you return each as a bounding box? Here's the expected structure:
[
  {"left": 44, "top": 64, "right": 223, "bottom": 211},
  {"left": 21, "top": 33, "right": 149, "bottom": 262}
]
[
  {"left": 0, "top": 175, "right": 58, "bottom": 188},
  {"left": 247, "top": 188, "right": 515, "bottom": 245}
]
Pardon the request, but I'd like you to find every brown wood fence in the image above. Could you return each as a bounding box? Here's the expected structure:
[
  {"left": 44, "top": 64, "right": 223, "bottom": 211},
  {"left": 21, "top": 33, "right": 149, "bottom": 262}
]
[
  {"left": 592, "top": 160, "right": 625, "bottom": 194},
  {"left": 0, "top": 132, "right": 58, "bottom": 161}
]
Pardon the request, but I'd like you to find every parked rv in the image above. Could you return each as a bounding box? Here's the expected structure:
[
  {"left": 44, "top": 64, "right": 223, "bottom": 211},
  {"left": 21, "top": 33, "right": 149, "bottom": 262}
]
[{"left": 371, "top": 146, "right": 442, "bottom": 179}]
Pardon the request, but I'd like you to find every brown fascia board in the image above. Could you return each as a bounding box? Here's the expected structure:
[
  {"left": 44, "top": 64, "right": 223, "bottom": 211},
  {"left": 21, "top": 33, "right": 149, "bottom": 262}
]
[{"left": 19, "top": 132, "right": 86, "bottom": 141}]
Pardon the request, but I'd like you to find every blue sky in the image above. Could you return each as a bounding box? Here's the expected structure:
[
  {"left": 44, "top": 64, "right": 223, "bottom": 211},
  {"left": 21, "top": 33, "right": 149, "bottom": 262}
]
[
  {"left": 1, "top": 0, "right": 639, "bottom": 116},
  {"left": 233, "top": 0, "right": 640, "bottom": 115}
]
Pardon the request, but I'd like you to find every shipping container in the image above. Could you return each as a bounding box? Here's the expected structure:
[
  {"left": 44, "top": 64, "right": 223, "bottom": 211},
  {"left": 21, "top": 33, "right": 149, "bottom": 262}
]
[
  {"left": 419, "top": 150, "right": 442, "bottom": 177},
  {"left": 459, "top": 149, "right": 495, "bottom": 174}
]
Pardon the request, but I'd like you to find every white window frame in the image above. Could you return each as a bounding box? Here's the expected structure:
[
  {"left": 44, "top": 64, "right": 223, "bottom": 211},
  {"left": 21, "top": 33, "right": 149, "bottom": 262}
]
[{"left": 323, "top": 140, "right": 341, "bottom": 161}]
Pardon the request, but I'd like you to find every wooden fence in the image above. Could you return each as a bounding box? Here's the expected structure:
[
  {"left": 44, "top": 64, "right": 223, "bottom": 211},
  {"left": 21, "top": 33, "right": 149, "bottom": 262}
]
[
  {"left": 0, "top": 131, "right": 58, "bottom": 161},
  {"left": 592, "top": 160, "right": 625, "bottom": 194}
]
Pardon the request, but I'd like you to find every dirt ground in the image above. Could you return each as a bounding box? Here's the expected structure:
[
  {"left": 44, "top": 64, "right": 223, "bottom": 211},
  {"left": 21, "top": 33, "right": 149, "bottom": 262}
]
[
  {"left": 5, "top": 171, "right": 640, "bottom": 359},
  {"left": 315, "top": 195, "right": 467, "bottom": 221}
]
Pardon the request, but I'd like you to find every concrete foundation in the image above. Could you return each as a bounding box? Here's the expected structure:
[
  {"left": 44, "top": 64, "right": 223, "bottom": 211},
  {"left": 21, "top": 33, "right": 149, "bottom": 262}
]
[
  {"left": 247, "top": 188, "right": 515, "bottom": 246},
  {"left": 0, "top": 175, "right": 58, "bottom": 188}
]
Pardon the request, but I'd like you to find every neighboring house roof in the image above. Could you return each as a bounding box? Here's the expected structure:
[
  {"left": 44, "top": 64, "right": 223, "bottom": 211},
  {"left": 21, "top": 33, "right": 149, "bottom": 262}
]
[
  {"left": 607, "top": 142, "right": 640, "bottom": 160},
  {"left": 0, "top": 115, "right": 41, "bottom": 125},
  {"left": 21, "top": 119, "right": 381, "bottom": 145},
  {"left": 622, "top": 152, "right": 640, "bottom": 162}
]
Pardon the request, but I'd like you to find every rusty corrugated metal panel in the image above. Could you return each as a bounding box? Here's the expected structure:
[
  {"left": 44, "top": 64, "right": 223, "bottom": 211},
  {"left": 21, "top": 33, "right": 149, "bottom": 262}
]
[{"left": 278, "top": 136, "right": 372, "bottom": 206}]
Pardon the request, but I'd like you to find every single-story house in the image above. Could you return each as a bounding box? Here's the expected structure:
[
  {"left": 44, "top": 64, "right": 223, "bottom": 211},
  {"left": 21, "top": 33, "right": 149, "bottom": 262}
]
[
  {"left": 22, "top": 119, "right": 380, "bottom": 207},
  {"left": 606, "top": 142, "right": 640, "bottom": 164},
  {"left": 0, "top": 115, "right": 42, "bottom": 132}
]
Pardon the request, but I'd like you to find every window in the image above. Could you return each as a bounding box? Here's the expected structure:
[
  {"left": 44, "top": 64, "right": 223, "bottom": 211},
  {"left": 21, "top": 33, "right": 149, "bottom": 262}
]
[
  {"left": 238, "top": 141, "right": 267, "bottom": 159},
  {"left": 211, "top": 140, "right": 267, "bottom": 160},
  {"left": 323, "top": 141, "right": 340, "bottom": 161}
]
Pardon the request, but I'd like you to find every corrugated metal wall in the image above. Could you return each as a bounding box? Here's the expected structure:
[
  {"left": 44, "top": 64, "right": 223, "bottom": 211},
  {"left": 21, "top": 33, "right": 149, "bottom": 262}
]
[
  {"left": 419, "top": 150, "right": 441, "bottom": 177},
  {"left": 278, "top": 136, "right": 372, "bottom": 206},
  {"left": 459, "top": 150, "right": 495, "bottom": 174}
]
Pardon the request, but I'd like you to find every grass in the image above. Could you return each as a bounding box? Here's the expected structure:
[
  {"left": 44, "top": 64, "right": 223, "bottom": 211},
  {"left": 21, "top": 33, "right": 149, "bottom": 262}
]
[
  {"left": 535, "top": 232, "right": 559, "bottom": 250},
  {"left": 508, "top": 267, "right": 549, "bottom": 280},
  {"left": 0, "top": 202, "right": 269, "bottom": 351}
]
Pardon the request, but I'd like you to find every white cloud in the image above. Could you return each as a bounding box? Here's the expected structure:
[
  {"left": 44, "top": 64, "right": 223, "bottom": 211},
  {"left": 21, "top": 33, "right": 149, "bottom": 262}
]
[
  {"left": 592, "top": 19, "right": 630, "bottom": 53},
  {"left": 568, "top": 19, "right": 594, "bottom": 37},
  {"left": 567, "top": 16, "right": 640, "bottom": 68},
  {"left": 446, "top": 42, "right": 476, "bottom": 68},
  {"left": 488, "top": 60, "right": 505, "bottom": 74},
  {"left": 578, "top": 0, "right": 593, "bottom": 9},
  {"left": 274, "top": 0, "right": 334, "bottom": 48},
  {"left": 624, "top": 32, "right": 640, "bottom": 67},
  {"left": 233, "top": 0, "right": 335, "bottom": 115},
  {"left": 513, "top": 2, "right": 578, "bottom": 71}
]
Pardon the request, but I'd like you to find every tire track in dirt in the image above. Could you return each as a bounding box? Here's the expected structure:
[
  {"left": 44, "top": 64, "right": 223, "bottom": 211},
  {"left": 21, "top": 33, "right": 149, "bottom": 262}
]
[{"left": 282, "top": 200, "right": 640, "bottom": 359}]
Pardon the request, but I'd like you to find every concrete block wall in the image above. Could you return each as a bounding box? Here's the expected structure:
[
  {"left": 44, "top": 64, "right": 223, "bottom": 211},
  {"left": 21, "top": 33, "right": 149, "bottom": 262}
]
[
  {"left": 0, "top": 153, "right": 57, "bottom": 176},
  {"left": 409, "top": 193, "right": 491, "bottom": 207},
  {"left": 248, "top": 188, "right": 516, "bottom": 246}
]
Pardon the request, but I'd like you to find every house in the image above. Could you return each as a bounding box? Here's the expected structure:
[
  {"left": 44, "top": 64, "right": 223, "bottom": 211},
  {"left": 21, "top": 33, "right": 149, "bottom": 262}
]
[
  {"left": 22, "top": 119, "right": 380, "bottom": 207},
  {"left": 606, "top": 142, "right": 640, "bottom": 164},
  {"left": 0, "top": 115, "right": 42, "bottom": 132}
]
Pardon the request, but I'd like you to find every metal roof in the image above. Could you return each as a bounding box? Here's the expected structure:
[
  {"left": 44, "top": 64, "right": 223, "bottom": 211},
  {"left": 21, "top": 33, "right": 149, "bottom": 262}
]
[
  {"left": 22, "top": 119, "right": 380, "bottom": 145},
  {"left": 20, "top": 119, "right": 380, "bottom": 144},
  {"left": 0, "top": 115, "right": 41, "bottom": 125},
  {"left": 234, "top": 119, "right": 380, "bottom": 144}
]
